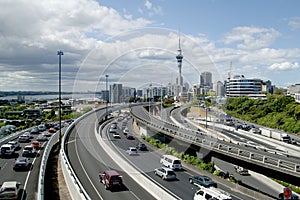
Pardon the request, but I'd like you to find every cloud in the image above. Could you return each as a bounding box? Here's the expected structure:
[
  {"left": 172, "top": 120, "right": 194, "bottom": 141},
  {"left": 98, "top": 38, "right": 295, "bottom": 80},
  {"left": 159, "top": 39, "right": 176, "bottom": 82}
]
[
  {"left": 288, "top": 17, "right": 300, "bottom": 30},
  {"left": 142, "top": 0, "right": 163, "bottom": 16},
  {"left": 145, "top": 0, "right": 152, "bottom": 9},
  {"left": 268, "top": 62, "right": 300, "bottom": 71},
  {"left": 223, "top": 26, "right": 281, "bottom": 50},
  {"left": 0, "top": 0, "right": 152, "bottom": 91}
]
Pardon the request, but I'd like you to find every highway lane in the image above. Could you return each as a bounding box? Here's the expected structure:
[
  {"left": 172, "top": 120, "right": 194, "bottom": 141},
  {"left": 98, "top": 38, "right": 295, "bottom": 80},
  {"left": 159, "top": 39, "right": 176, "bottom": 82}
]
[
  {"left": 65, "top": 109, "right": 155, "bottom": 200},
  {"left": 106, "top": 117, "right": 254, "bottom": 200},
  {"left": 0, "top": 132, "right": 50, "bottom": 200},
  {"left": 139, "top": 105, "right": 300, "bottom": 164}
]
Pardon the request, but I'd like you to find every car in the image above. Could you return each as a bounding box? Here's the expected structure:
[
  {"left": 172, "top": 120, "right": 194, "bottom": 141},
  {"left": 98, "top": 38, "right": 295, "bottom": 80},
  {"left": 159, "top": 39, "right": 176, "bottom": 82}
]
[
  {"left": 37, "top": 124, "right": 46, "bottom": 132},
  {"left": 154, "top": 167, "right": 177, "bottom": 180},
  {"left": 123, "top": 127, "right": 129, "bottom": 135},
  {"left": 109, "top": 128, "right": 117, "bottom": 134},
  {"left": 13, "top": 157, "right": 31, "bottom": 171},
  {"left": 42, "top": 131, "right": 52, "bottom": 137},
  {"left": 194, "top": 187, "right": 232, "bottom": 200},
  {"left": 126, "top": 134, "right": 134, "bottom": 140},
  {"left": 48, "top": 127, "right": 56, "bottom": 133},
  {"left": 36, "top": 134, "right": 48, "bottom": 141},
  {"left": 136, "top": 143, "right": 147, "bottom": 151},
  {"left": 0, "top": 144, "right": 15, "bottom": 158},
  {"left": 31, "top": 141, "right": 41, "bottom": 150},
  {"left": 30, "top": 127, "right": 40, "bottom": 134},
  {"left": 189, "top": 175, "right": 217, "bottom": 188},
  {"left": 126, "top": 147, "right": 138, "bottom": 155},
  {"left": 110, "top": 123, "right": 117, "bottom": 129},
  {"left": 7, "top": 141, "right": 20, "bottom": 151},
  {"left": 99, "top": 170, "right": 123, "bottom": 190},
  {"left": 22, "top": 145, "right": 37, "bottom": 157},
  {"left": 18, "top": 134, "right": 30, "bottom": 143},
  {"left": 290, "top": 138, "right": 298, "bottom": 145},
  {"left": 234, "top": 166, "right": 250, "bottom": 176},
  {"left": 112, "top": 132, "right": 120, "bottom": 138},
  {"left": 0, "top": 181, "right": 21, "bottom": 200}
]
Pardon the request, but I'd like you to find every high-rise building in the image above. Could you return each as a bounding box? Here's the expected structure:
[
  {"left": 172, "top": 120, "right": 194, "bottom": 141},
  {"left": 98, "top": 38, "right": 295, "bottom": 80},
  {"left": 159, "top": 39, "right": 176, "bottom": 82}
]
[
  {"left": 110, "top": 83, "right": 122, "bottom": 103},
  {"left": 216, "top": 81, "right": 225, "bottom": 97},
  {"left": 200, "top": 71, "right": 213, "bottom": 89},
  {"left": 101, "top": 90, "right": 109, "bottom": 102}
]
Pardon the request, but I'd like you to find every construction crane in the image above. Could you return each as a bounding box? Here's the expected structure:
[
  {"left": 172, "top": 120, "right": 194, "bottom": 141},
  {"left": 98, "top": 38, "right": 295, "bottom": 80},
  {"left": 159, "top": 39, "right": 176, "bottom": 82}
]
[{"left": 228, "top": 61, "right": 232, "bottom": 81}]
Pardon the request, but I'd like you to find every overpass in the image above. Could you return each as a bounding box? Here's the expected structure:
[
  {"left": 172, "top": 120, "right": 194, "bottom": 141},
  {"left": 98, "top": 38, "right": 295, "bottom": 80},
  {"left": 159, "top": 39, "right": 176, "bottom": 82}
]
[{"left": 130, "top": 105, "right": 300, "bottom": 186}]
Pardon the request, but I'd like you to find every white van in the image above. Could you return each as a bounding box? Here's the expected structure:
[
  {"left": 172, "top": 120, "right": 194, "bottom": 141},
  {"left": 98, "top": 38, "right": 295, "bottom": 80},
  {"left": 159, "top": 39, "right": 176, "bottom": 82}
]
[
  {"left": 194, "top": 187, "right": 232, "bottom": 200},
  {"left": 0, "top": 144, "right": 15, "bottom": 157},
  {"left": 160, "top": 155, "right": 182, "bottom": 170}
]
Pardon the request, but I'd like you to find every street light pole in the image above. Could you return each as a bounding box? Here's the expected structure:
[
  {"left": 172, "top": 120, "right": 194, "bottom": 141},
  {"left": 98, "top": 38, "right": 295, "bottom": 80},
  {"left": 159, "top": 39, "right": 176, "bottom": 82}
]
[
  {"left": 105, "top": 74, "right": 109, "bottom": 120},
  {"left": 57, "top": 50, "right": 63, "bottom": 146}
]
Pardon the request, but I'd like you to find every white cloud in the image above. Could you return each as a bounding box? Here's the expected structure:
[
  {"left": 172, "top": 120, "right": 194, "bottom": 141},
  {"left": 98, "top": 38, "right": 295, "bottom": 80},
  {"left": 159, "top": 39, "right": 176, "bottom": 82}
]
[
  {"left": 288, "top": 17, "right": 300, "bottom": 30},
  {"left": 268, "top": 62, "right": 300, "bottom": 71},
  {"left": 145, "top": 0, "right": 152, "bottom": 9},
  {"left": 0, "top": 0, "right": 152, "bottom": 91},
  {"left": 223, "top": 26, "right": 281, "bottom": 50}
]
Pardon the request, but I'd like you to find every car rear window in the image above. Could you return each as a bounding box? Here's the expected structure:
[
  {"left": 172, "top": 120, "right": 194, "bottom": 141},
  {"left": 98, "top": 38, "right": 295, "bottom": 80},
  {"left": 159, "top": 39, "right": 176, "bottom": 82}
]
[
  {"left": 111, "top": 176, "right": 121, "bottom": 181},
  {"left": 173, "top": 160, "right": 181, "bottom": 164}
]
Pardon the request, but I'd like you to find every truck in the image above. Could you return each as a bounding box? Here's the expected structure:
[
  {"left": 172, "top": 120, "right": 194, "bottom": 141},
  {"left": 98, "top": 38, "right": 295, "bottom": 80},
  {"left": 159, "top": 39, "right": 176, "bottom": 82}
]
[{"left": 259, "top": 127, "right": 291, "bottom": 143}]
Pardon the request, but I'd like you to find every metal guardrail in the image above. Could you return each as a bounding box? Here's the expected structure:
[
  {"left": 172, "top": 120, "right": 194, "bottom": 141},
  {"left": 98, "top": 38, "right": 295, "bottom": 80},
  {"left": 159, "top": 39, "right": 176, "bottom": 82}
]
[
  {"left": 37, "top": 108, "right": 101, "bottom": 200},
  {"left": 130, "top": 106, "right": 300, "bottom": 176}
]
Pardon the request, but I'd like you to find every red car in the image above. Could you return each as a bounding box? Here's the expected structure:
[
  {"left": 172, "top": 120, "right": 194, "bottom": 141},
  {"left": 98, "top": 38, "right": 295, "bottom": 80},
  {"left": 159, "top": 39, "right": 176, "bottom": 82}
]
[
  {"left": 99, "top": 170, "right": 123, "bottom": 190},
  {"left": 48, "top": 127, "right": 56, "bottom": 133},
  {"left": 126, "top": 134, "right": 134, "bottom": 140},
  {"left": 31, "top": 141, "right": 41, "bottom": 150}
]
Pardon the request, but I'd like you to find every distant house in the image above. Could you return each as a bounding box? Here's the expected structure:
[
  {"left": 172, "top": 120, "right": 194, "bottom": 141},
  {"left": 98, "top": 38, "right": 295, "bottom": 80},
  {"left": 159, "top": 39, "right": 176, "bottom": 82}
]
[
  {"left": 23, "top": 109, "right": 42, "bottom": 118},
  {"left": 5, "top": 111, "right": 23, "bottom": 118}
]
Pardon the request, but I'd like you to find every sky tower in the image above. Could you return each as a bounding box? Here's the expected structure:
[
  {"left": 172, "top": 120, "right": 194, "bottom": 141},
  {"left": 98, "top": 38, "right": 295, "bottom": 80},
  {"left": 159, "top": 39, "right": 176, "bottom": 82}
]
[{"left": 176, "top": 36, "right": 183, "bottom": 96}]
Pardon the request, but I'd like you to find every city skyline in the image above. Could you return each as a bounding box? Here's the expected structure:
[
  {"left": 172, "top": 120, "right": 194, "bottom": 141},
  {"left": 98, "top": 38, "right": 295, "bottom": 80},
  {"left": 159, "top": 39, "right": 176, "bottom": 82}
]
[{"left": 0, "top": 0, "right": 299, "bottom": 92}]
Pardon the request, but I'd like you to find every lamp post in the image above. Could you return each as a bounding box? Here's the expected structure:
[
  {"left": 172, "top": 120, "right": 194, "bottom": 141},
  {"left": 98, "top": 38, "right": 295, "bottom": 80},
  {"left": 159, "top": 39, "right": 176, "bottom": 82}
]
[
  {"left": 105, "top": 74, "right": 109, "bottom": 119},
  {"left": 57, "top": 50, "right": 63, "bottom": 146}
]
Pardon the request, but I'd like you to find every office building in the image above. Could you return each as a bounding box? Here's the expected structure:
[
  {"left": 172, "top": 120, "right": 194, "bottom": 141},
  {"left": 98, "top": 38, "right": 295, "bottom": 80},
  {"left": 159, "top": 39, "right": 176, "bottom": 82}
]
[
  {"left": 110, "top": 83, "right": 122, "bottom": 103},
  {"left": 226, "top": 75, "right": 264, "bottom": 97}
]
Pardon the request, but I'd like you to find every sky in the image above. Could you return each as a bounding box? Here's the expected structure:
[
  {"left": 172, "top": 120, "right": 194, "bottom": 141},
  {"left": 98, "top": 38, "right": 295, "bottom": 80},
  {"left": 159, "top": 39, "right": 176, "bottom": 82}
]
[{"left": 0, "top": 0, "right": 300, "bottom": 93}]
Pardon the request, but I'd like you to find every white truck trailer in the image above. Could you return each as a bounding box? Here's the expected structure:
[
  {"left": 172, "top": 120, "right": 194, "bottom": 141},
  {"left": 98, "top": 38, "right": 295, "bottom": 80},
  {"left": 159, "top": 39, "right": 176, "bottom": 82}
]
[{"left": 259, "top": 127, "right": 291, "bottom": 143}]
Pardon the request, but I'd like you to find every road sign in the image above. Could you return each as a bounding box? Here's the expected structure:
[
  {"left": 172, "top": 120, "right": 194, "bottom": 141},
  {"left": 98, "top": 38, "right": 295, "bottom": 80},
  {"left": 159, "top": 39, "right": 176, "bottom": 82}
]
[{"left": 283, "top": 187, "right": 292, "bottom": 200}]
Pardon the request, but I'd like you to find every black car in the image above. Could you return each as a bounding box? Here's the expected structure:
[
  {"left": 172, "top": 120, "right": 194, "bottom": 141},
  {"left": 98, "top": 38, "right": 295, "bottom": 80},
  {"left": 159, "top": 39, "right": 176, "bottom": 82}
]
[{"left": 136, "top": 143, "right": 147, "bottom": 151}]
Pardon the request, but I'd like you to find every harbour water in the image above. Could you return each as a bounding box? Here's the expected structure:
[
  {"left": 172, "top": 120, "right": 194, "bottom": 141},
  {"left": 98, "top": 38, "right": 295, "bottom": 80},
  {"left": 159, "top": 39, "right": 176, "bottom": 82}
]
[{"left": 0, "top": 93, "right": 101, "bottom": 101}]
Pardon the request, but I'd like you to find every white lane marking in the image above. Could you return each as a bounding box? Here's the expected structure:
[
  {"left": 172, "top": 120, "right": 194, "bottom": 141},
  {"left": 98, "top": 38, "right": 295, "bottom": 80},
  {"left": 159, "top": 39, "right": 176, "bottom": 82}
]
[
  {"left": 1, "top": 162, "right": 8, "bottom": 170},
  {"left": 75, "top": 129, "right": 104, "bottom": 200},
  {"left": 22, "top": 141, "right": 45, "bottom": 200}
]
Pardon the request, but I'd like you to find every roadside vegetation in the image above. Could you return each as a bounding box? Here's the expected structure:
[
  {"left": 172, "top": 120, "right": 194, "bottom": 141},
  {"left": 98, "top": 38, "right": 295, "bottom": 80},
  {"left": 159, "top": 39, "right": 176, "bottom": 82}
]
[{"left": 224, "top": 94, "right": 300, "bottom": 134}]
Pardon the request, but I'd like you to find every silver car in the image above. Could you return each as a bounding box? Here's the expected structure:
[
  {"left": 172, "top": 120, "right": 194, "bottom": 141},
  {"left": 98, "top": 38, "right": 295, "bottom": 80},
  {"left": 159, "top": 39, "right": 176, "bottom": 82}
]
[{"left": 154, "top": 167, "right": 176, "bottom": 180}]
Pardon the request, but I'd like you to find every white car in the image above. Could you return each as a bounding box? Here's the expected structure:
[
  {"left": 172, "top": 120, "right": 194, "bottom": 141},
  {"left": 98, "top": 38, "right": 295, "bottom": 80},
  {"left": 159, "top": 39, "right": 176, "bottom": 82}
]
[
  {"left": 18, "top": 134, "right": 30, "bottom": 142},
  {"left": 126, "top": 147, "right": 138, "bottom": 155},
  {"left": 7, "top": 141, "right": 20, "bottom": 151},
  {"left": 123, "top": 127, "right": 129, "bottom": 135},
  {"left": 154, "top": 167, "right": 176, "bottom": 180},
  {"left": 113, "top": 132, "right": 120, "bottom": 138}
]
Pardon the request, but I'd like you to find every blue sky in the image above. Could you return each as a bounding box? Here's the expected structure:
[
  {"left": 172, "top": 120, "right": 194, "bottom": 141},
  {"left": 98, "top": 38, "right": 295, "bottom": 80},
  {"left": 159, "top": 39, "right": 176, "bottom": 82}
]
[{"left": 0, "top": 0, "right": 299, "bottom": 92}]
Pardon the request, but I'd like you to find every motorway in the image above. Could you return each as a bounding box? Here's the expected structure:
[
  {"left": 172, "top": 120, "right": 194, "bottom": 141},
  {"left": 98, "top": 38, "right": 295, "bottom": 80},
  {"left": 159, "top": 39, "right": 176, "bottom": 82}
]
[
  {"left": 63, "top": 105, "right": 267, "bottom": 200},
  {"left": 0, "top": 130, "right": 50, "bottom": 200},
  {"left": 64, "top": 109, "right": 155, "bottom": 200}
]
